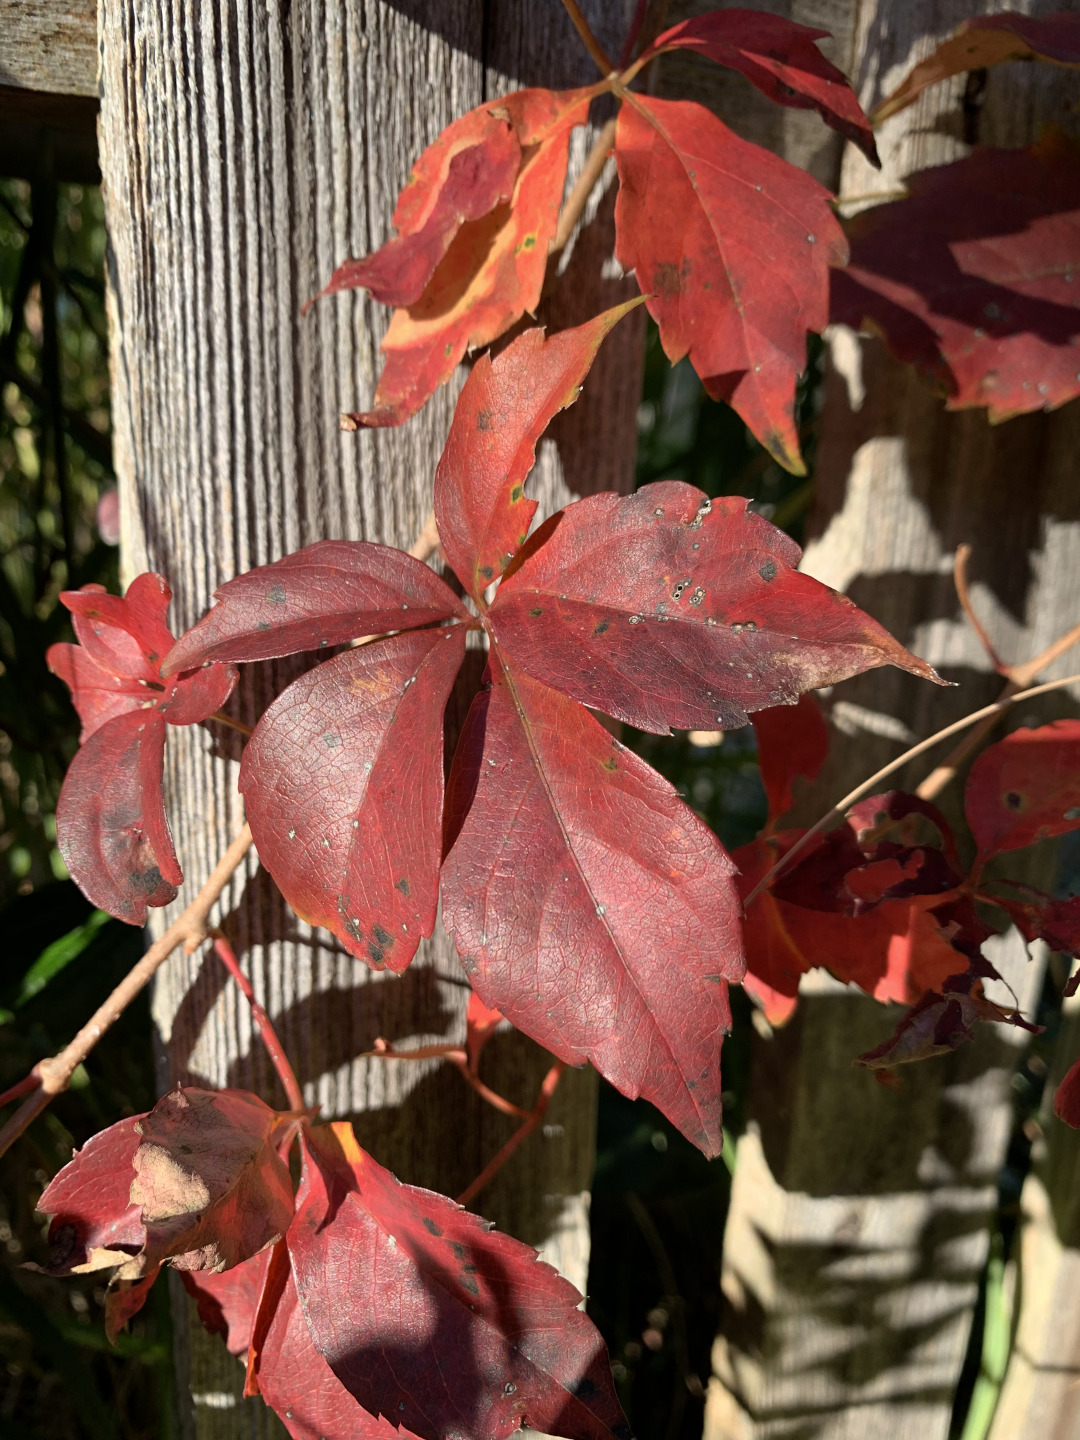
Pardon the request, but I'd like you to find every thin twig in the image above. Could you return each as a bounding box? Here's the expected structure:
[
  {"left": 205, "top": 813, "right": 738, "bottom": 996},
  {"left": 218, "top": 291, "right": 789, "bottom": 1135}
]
[
  {"left": 211, "top": 932, "right": 305, "bottom": 1112},
  {"left": 551, "top": 117, "right": 617, "bottom": 256},
  {"left": 559, "top": 0, "right": 616, "bottom": 74},
  {"left": 207, "top": 710, "right": 254, "bottom": 737},
  {"left": 918, "top": 560, "right": 1080, "bottom": 800},
  {"left": 744, "top": 672, "right": 1080, "bottom": 907},
  {"left": 408, "top": 509, "right": 441, "bottom": 562},
  {"left": 363, "top": 1040, "right": 531, "bottom": 1120},
  {"left": 457, "top": 1062, "right": 564, "bottom": 1207},
  {"left": 0, "top": 823, "right": 254, "bottom": 1161},
  {"left": 953, "top": 544, "right": 1005, "bottom": 673}
]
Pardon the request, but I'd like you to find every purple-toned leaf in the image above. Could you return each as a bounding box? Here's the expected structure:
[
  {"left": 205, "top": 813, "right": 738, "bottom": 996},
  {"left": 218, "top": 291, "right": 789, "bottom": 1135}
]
[
  {"left": 239, "top": 627, "right": 467, "bottom": 972},
  {"left": 490, "top": 484, "right": 941, "bottom": 734},
  {"left": 639, "top": 9, "right": 877, "bottom": 162},
  {"left": 441, "top": 654, "right": 743, "bottom": 1156},
  {"left": 55, "top": 711, "right": 181, "bottom": 924},
  {"left": 162, "top": 541, "right": 468, "bottom": 675},
  {"left": 288, "top": 1122, "right": 629, "bottom": 1440}
]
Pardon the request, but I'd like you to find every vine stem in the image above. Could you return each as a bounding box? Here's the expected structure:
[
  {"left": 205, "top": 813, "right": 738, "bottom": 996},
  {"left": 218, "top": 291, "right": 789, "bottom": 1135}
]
[
  {"left": 0, "top": 821, "right": 254, "bottom": 1160},
  {"left": 362, "top": 1039, "right": 532, "bottom": 1121},
  {"left": 743, "top": 671, "right": 1080, "bottom": 908},
  {"left": 559, "top": 0, "right": 616, "bottom": 75},
  {"left": 918, "top": 550, "right": 1080, "bottom": 800},
  {"left": 457, "top": 1062, "right": 564, "bottom": 1207},
  {"left": 211, "top": 932, "right": 305, "bottom": 1112},
  {"left": 550, "top": 117, "right": 617, "bottom": 256}
]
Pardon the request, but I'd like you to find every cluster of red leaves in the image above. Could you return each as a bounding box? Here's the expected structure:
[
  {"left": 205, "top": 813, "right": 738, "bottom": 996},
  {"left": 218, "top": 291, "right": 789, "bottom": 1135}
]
[
  {"left": 739, "top": 701, "right": 1080, "bottom": 1083},
  {"left": 46, "top": 577, "right": 237, "bottom": 922},
  {"left": 37, "top": 1087, "right": 627, "bottom": 1440},
  {"left": 321, "top": 8, "right": 878, "bottom": 472},
  {"left": 831, "top": 12, "right": 1080, "bottom": 422},
  {"left": 51, "top": 307, "right": 938, "bottom": 1156}
]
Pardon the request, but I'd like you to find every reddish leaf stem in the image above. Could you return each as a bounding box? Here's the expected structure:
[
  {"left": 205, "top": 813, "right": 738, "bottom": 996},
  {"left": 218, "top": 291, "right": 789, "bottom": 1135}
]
[
  {"left": 210, "top": 932, "right": 305, "bottom": 1113},
  {"left": 559, "top": 0, "right": 616, "bottom": 75},
  {"left": 0, "top": 821, "right": 254, "bottom": 1161},
  {"left": 0, "top": 1073, "right": 41, "bottom": 1110},
  {"left": 457, "top": 1061, "right": 564, "bottom": 1207},
  {"left": 363, "top": 1039, "right": 532, "bottom": 1121},
  {"left": 744, "top": 671, "right": 1080, "bottom": 907}
]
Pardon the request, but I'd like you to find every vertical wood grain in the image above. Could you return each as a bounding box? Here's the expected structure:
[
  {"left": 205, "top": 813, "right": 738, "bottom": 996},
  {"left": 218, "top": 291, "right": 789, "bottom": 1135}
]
[{"left": 98, "top": 2, "right": 641, "bottom": 1433}]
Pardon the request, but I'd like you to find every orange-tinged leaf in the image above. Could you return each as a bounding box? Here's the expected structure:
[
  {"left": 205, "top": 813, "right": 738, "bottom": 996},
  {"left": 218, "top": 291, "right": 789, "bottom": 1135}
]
[
  {"left": 341, "top": 87, "right": 597, "bottom": 430},
  {"left": 434, "top": 305, "right": 642, "bottom": 600},
  {"left": 287, "top": 1122, "right": 629, "bottom": 1440},
  {"left": 238, "top": 627, "right": 467, "bottom": 972},
  {"left": 316, "top": 110, "right": 521, "bottom": 307},
  {"left": 874, "top": 11, "right": 1080, "bottom": 123},
  {"left": 965, "top": 718, "right": 1080, "bottom": 861},
  {"left": 614, "top": 94, "right": 847, "bottom": 472},
  {"left": 831, "top": 135, "right": 1080, "bottom": 421},
  {"left": 466, "top": 989, "right": 505, "bottom": 1072},
  {"left": 131, "top": 1087, "right": 296, "bottom": 1274},
  {"left": 639, "top": 8, "right": 877, "bottom": 163}
]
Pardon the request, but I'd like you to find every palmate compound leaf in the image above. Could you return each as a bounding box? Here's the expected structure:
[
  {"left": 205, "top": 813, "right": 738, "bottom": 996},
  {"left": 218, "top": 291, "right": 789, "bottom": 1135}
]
[
  {"left": 441, "top": 653, "right": 743, "bottom": 1157},
  {"left": 831, "top": 134, "right": 1080, "bottom": 421},
  {"left": 874, "top": 10, "right": 1080, "bottom": 124},
  {"left": 488, "top": 483, "right": 942, "bottom": 734},
  {"left": 637, "top": 8, "right": 877, "bottom": 163},
  {"left": 48, "top": 574, "right": 237, "bottom": 922},
  {"left": 331, "top": 87, "right": 599, "bottom": 430},
  {"left": 965, "top": 718, "right": 1080, "bottom": 861},
  {"left": 238, "top": 626, "right": 468, "bottom": 971},
  {"left": 288, "top": 1122, "right": 629, "bottom": 1440},
  {"left": 434, "top": 301, "right": 644, "bottom": 601},
  {"left": 162, "top": 541, "right": 468, "bottom": 674},
  {"left": 614, "top": 93, "right": 848, "bottom": 473}
]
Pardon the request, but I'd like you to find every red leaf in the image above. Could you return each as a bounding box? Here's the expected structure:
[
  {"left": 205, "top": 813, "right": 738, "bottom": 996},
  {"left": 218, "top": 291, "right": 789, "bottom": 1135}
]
[
  {"left": 875, "top": 12, "right": 1080, "bottom": 123},
  {"left": 752, "top": 693, "right": 829, "bottom": 820},
  {"left": 238, "top": 627, "right": 467, "bottom": 971},
  {"left": 55, "top": 710, "right": 181, "bottom": 924},
  {"left": 965, "top": 719, "right": 1080, "bottom": 860},
  {"left": 855, "top": 980, "right": 1038, "bottom": 1070},
  {"left": 50, "top": 575, "right": 237, "bottom": 740},
  {"left": 640, "top": 9, "right": 877, "bottom": 163},
  {"left": 442, "top": 654, "right": 742, "bottom": 1156},
  {"left": 130, "top": 1087, "right": 296, "bottom": 1273},
  {"left": 288, "top": 1122, "right": 629, "bottom": 1440},
  {"left": 338, "top": 87, "right": 598, "bottom": 429},
  {"left": 105, "top": 1266, "right": 161, "bottom": 1344},
  {"left": 181, "top": 1249, "right": 271, "bottom": 1356},
  {"left": 434, "top": 303, "right": 642, "bottom": 602},
  {"left": 466, "top": 990, "right": 505, "bottom": 1073},
  {"left": 831, "top": 135, "right": 1080, "bottom": 421},
  {"left": 614, "top": 94, "right": 847, "bottom": 472},
  {"left": 37, "top": 1113, "right": 147, "bottom": 1276},
  {"left": 247, "top": 1240, "right": 409, "bottom": 1440},
  {"left": 489, "top": 484, "right": 941, "bottom": 733},
  {"left": 162, "top": 541, "right": 467, "bottom": 675},
  {"left": 316, "top": 109, "right": 521, "bottom": 308},
  {"left": 1053, "top": 1054, "right": 1080, "bottom": 1129}
]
